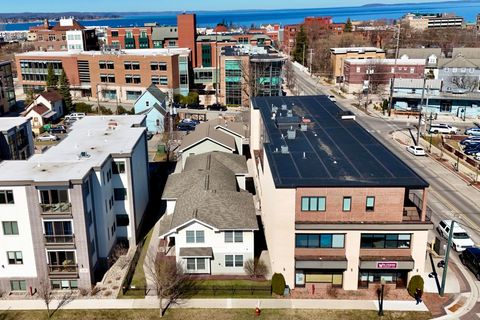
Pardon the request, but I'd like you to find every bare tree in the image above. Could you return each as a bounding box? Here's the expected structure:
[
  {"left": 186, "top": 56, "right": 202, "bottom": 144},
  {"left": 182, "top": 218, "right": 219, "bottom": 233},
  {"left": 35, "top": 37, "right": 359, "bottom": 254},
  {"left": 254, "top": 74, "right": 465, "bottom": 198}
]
[
  {"left": 38, "top": 280, "right": 74, "bottom": 319},
  {"left": 244, "top": 258, "right": 268, "bottom": 278},
  {"left": 144, "top": 253, "right": 194, "bottom": 318},
  {"left": 284, "top": 60, "right": 296, "bottom": 91},
  {"left": 449, "top": 74, "right": 479, "bottom": 92}
]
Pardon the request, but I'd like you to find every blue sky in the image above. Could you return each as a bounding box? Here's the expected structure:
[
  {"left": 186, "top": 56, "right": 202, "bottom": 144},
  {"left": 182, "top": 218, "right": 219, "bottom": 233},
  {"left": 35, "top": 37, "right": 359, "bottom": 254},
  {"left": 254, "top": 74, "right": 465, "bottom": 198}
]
[{"left": 3, "top": 0, "right": 444, "bottom": 12}]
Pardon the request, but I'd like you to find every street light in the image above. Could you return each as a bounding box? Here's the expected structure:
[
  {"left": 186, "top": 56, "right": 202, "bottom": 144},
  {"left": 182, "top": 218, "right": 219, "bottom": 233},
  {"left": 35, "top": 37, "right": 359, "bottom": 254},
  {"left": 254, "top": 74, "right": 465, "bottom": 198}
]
[{"left": 377, "top": 278, "right": 386, "bottom": 316}]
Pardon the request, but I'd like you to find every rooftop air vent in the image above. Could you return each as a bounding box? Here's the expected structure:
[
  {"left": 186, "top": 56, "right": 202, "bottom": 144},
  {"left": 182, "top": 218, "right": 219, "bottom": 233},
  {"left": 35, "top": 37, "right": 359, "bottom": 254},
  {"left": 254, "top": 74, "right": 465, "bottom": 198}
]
[
  {"left": 281, "top": 104, "right": 287, "bottom": 111},
  {"left": 281, "top": 145, "right": 289, "bottom": 154},
  {"left": 287, "top": 109, "right": 293, "bottom": 117},
  {"left": 272, "top": 105, "right": 278, "bottom": 113},
  {"left": 300, "top": 123, "right": 308, "bottom": 132},
  {"left": 339, "top": 111, "right": 356, "bottom": 120},
  {"left": 78, "top": 151, "right": 91, "bottom": 159},
  {"left": 287, "top": 127, "right": 296, "bottom": 140}
]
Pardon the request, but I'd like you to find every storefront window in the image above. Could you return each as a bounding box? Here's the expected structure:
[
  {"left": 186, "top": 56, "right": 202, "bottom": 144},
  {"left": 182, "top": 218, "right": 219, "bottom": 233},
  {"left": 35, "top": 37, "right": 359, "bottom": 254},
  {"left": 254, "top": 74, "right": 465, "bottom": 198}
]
[{"left": 358, "top": 271, "right": 407, "bottom": 288}]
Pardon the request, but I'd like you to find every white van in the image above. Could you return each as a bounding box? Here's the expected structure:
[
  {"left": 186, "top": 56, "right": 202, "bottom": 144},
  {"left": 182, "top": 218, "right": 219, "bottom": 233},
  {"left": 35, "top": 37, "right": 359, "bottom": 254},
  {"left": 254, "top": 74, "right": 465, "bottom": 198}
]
[{"left": 429, "top": 123, "right": 458, "bottom": 134}]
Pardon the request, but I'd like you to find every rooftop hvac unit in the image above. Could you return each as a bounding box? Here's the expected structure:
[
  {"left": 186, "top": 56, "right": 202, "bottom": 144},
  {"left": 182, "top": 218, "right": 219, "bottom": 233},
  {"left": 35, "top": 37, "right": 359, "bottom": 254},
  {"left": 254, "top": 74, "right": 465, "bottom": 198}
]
[
  {"left": 287, "top": 127, "right": 296, "bottom": 140},
  {"left": 281, "top": 145, "right": 289, "bottom": 154}
]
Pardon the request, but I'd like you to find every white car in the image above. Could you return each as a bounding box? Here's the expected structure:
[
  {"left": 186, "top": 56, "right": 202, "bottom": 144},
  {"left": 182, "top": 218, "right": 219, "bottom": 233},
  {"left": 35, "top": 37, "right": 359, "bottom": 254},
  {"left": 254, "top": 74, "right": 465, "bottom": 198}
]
[
  {"left": 429, "top": 123, "right": 459, "bottom": 134},
  {"left": 37, "top": 133, "right": 58, "bottom": 142},
  {"left": 328, "top": 95, "right": 337, "bottom": 102},
  {"left": 436, "top": 220, "right": 475, "bottom": 252},
  {"left": 406, "top": 145, "right": 426, "bottom": 156}
]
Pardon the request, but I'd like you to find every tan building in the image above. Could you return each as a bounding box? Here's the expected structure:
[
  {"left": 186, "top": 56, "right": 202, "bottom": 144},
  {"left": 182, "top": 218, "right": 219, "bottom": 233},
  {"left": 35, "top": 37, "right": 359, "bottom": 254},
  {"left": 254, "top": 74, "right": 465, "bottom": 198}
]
[
  {"left": 15, "top": 48, "right": 190, "bottom": 103},
  {"left": 330, "top": 47, "right": 385, "bottom": 83},
  {"left": 250, "top": 96, "right": 432, "bottom": 291}
]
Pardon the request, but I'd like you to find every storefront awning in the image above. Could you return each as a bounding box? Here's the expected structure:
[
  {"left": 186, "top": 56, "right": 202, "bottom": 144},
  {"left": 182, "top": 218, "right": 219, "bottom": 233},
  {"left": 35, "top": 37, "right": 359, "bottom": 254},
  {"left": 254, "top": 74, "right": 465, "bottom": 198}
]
[
  {"left": 179, "top": 247, "right": 213, "bottom": 258},
  {"left": 295, "top": 256, "right": 347, "bottom": 270},
  {"left": 359, "top": 256, "right": 414, "bottom": 270}
]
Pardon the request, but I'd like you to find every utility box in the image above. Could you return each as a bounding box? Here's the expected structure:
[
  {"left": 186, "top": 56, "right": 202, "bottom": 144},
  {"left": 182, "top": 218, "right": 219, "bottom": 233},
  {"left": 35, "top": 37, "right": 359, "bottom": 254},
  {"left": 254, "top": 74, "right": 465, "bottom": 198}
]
[{"left": 433, "top": 237, "right": 446, "bottom": 256}]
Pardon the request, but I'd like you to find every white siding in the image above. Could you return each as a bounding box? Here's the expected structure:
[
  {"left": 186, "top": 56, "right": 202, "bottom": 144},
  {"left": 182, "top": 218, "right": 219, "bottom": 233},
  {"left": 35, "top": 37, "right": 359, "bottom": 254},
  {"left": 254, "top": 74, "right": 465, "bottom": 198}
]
[{"left": 180, "top": 140, "right": 233, "bottom": 168}]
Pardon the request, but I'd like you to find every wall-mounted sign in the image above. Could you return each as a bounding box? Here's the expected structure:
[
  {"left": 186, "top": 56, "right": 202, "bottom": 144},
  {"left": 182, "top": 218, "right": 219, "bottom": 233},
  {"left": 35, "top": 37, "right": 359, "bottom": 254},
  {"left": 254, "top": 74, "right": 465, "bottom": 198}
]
[{"left": 376, "top": 261, "right": 398, "bottom": 269}]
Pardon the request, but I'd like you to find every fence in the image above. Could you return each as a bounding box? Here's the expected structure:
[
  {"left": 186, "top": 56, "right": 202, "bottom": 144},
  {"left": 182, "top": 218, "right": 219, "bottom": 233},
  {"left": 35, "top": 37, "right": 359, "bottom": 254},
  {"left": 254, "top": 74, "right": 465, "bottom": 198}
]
[
  {"left": 121, "top": 236, "right": 147, "bottom": 296},
  {"left": 189, "top": 285, "right": 272, "bottom": 297}
]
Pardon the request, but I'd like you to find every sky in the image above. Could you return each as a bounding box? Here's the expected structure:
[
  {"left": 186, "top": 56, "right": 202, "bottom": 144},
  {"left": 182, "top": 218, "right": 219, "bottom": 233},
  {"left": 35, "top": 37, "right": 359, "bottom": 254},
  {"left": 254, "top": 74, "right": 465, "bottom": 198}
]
[{"left": 2, "top": 0, "right": 446, "bottom": 13}]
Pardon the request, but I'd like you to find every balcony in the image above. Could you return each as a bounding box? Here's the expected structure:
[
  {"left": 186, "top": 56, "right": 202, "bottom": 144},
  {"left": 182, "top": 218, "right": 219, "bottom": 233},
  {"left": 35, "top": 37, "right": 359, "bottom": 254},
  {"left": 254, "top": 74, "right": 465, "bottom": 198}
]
[
  {"left": 48, "top": 264, "right": 79, "bottom": 278},
  {"left": 44, "top": 234, "right": 75, "bottom": 248},
  {"left": 40, "top": 202, "right": 72, "bottom": 215}
]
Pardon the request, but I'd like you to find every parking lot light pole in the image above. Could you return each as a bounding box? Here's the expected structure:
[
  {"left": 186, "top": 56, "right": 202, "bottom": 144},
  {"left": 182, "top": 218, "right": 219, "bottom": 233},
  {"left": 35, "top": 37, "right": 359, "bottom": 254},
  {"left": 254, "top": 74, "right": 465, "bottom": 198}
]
[{"left": 440, "top": 220, "right": 455, "bottom": 297}]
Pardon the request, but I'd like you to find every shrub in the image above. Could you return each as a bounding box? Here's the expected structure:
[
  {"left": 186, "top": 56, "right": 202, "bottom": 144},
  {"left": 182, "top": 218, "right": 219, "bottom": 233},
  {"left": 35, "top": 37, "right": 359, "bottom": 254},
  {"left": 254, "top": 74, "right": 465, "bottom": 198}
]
[
  {"left": 271, "top": 273, "right": 286, "bottom": 295},
  {"left": 74, "top": 102, "right": 93, "bottom": 114},
  {"left": 117, "top": 105, "right": 134, "bottom": 115},
  {"left": 407, "top": 275, "right": 424, "bottom": 298},
  {"left": 79, "top": 288, "right": 89, "bottom": 296},
  {"left": 90, "top": 286, "right": 101, "bottom": 296},
  {"left": 99, "top": 106, "right": 113, "bottom": 115},
  {"left": 244, "top": 258, "right": 268, "bottom": 278}
]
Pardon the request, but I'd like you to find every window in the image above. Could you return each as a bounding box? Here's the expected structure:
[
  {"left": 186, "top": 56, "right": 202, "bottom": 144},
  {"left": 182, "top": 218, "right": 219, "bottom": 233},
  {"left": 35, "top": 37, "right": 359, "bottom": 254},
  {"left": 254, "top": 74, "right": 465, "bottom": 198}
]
[
  {"left": 0, "top": 190, "right": 14, "bottom": 204},
  {"left": 114, "top": 188, "right": 127, "bottom": 201},
  {"left": 124, "top": 61, "right": 140, "bottom": 70},
  {"left": 10, "top": 280, "right": 26, "bottom": 291},
  {"left": 7, "top": 251, "right": 23, "bottom": 264},
  {"left": 48, "top": 251, "right": 75, "bottom": 266},
  {"left": 225, "top": 255, "right": 243, "bottom": 267},
  {"left": 51, "top": 280, "right": 78, "bottom": 289},
  {"left": 125, "top": 75, "right": 141, "bottom": 84},
  {"left": 2, "top": 221, "right": 18, "bottom": 235},
  {"left": 366, "top": 196, "right": 375, "bottom": 212},
  {"left": 186, "top": 230, "right": 204, "bottom": 243},
  {"left": 100, "top": 74, "right": 115, "bottom": 83},
  {"left": 301, "top": 196, "right": 326, "bottom": 211},
  {"left": 111, "top": 31, "right": 119, "bottom": 37},
  {"left": 360, "top": 234, "right": 411, "bottom": 249},
  {"left": 186, "top": 258, "right": 206, "bottom": 271},
  {"left": 342, "top": 197, "right": 351, "bottom": 212},
  {"left": 295, "top": 234, "right": 345, "bottom": 248},
  {"left": 224, "top": 231, "right": 243, "bottom": 243},
  {"left": 91, "top": 239, "right": 96, "bottom": 255},
  {"left": 112, "top": 161, "right": 126, "bottom": 174},
  {"left": 410, "top": 67, "right": 415, "bottom": 74},
  {"left": 151, "top": 62, "right": 167, "bottom": 71},
  {"left": 40, "top": 189, "right": 68, "bottom": 205}
]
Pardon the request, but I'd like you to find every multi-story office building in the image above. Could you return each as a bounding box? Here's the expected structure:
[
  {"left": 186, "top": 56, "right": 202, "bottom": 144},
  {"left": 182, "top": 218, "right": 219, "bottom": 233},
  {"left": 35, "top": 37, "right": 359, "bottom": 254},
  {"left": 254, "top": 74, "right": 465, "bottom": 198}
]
[
  {"left": 27, "top": 18, "right": 98, "bottom": 52},
  {"left": 0, "top": 115, "right": 149, "bottom": 292},
  {"left": 0, "top": 61, "right": 16, "bottom": 115},
  {"left": 403, "top": 13, "right": 465, "bottom": 30},
  {"left": 330, "top": 47, "right": 386, "bottom": 83},
  {"left": 250, "top": 96, "right": 431, "bottom": 291},
  {"left": 0, "top": 117, "right": 34, "bottom": 161},
  {"left": 15, "top": 48, "right": 191, "bottom": 101}
]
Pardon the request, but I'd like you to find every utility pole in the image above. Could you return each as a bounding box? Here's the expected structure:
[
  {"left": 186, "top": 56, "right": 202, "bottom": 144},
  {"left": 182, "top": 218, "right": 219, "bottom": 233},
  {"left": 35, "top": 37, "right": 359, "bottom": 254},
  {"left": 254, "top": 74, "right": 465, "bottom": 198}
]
[
  {"left": 365, "top": 66, "right": 373, "bottom": 110},
  {"left": 308, "top": 48, "right": 313, "bottom": 74},
  {"left": 440, "top": 220, "right": 455, "bottom": 296},
  {"left": 302, "top": 43, "right": 306, "bottom": 67},
  {"left": 416, "top": 76, "right": 427, "bottom": 146},
  {"left": 387, "top": 25, "right": 401, "bottom": 117},
  {"left": 215, "top": 34, "right": 219, "bottom": 104}
]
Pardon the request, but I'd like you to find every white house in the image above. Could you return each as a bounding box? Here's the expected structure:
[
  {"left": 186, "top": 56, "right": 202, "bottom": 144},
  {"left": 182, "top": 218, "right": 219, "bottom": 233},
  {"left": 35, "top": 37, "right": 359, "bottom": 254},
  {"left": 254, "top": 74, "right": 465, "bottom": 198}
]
[
  {"left": 159, "top": 151, "right": 257, "bottom": 275},
  {"left": 22, "top": 90, "right": 64, "bottom": 132}
]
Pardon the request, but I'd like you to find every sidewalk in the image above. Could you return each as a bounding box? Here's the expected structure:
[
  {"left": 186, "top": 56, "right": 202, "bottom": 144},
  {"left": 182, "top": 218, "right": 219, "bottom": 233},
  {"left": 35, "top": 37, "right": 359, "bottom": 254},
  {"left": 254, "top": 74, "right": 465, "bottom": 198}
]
[{"left": 0, "top": 296, "right": 429, "bottom": 312}]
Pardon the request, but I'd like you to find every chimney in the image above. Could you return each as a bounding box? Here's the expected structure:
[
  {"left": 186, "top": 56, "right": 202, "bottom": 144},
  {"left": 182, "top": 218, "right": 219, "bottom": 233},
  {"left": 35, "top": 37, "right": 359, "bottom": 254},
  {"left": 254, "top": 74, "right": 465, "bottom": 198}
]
[{"left": 44, "top": 19, "right": 50, "bottom": 29}]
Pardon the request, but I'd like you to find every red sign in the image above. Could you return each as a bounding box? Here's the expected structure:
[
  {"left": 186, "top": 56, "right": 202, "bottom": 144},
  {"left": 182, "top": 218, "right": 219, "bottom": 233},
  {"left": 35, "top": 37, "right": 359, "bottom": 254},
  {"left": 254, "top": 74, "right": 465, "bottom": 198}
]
[{"left": 376, "top": 262, "right": 398, "bottom": 269}]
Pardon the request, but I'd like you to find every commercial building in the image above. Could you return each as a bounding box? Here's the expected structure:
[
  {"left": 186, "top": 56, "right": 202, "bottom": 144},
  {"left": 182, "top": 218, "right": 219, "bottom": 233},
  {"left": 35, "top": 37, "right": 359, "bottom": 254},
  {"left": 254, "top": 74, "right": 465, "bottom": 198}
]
[
  {"left": 0, "top": 115, "right": 149, "bottom": 292},
  {"left": 15, "top": 48, "right": 190, "bottom": 101},
  {"left": 0, "top": 61, "right": 16, "bottom": 115},
  {"left": 330, "top": 47, "right": 386, "bottom": 83},
  {"left": 27, "top": 18, "right": 98, "bottom": 52},
  {"left": 250, "top": 96, "right": 431, "bottom": 291},
  {"left": 403, "top": 13, "right": 465, "bottom": 30},
  {"left": 343, "top": 58, "right": 425, "bottom": 93},
  {"left": 0, "top": 117, "right": 34, "bottom": 161}
]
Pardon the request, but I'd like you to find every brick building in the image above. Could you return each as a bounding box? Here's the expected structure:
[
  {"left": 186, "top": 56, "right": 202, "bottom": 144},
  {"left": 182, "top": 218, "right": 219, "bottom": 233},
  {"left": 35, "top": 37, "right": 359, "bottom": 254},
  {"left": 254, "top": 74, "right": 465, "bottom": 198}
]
[
  {"left": 282, "top": 17, "right": 344, "bottom": 55},
  {"left": 330, "top": 47, "right": 386, "bottom": 83},
  {"left": 27, "top": 18, "right": 98, "bottom": 52},
  {"left": 15, "top": 48, "right": 190, "bottom": 103},
  {"left": 343, "top": 58, "right": 426, "bottom": 93}
]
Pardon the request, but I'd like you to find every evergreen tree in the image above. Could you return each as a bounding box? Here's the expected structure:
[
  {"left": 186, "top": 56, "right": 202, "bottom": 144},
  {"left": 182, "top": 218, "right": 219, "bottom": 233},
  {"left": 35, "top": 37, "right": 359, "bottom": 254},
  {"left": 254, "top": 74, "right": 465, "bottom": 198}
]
[
  {"left": 344, "top": 18, "right": 353, "bottom": 32},
  {"left": 58, "top": 69, "right": 73, "bottom": 114},
  {"left": 45, "top": 63, "right": 57, "bottom": 89},
  {"left": 292, "top": 26, "right": 308, "bottom": 64}
]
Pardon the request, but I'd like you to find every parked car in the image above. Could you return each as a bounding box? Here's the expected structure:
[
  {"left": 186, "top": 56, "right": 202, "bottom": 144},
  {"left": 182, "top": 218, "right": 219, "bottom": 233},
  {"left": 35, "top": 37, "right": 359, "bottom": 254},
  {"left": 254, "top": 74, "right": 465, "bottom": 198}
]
[
  {"left": 429, "top": 123, "right": 458, "bottom": 134},
  {"left": 460, "top": 247, "right": 480, "bottom": 280},
  {"left": 37, "top": 133, "right": 58, "bottom": 142},
  {"left": 460, "top": 136, "right": 480, "bottom": 145},
  {"left": 465, "top": 128, "right": 480, "bottom": 136},
  {"left": 436, "top": 220, "right": 475, "bottom": 252},
  {"left": 177, "top": 122, "right": 196, "bottom": 131},
  {"left": 406, "top": 145, "right": 426, "bottom": 156},
  {"left": 49, "top": 125, "right": 67, "bottom": 134},
  {"left": 328, "top": 95, "right": 337, "bottom": 102},
  {"left": 207, "top": 103, "right": 227, "bottom": 111},
  {"left": 188, "top": 103, "right": 205, "bottom": 110},
  {"left": 464, "top": 144, "right": 480, "bottom": 155}
]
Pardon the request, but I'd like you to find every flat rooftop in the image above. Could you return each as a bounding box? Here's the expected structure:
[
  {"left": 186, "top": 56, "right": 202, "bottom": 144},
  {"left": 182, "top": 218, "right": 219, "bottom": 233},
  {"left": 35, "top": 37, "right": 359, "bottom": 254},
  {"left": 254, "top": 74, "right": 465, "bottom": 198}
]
[
  {"left": 330, "top": 47, "right": 385, "bottom": 54},
  {"left": 252, "top": 96, "right": 429, "bottom": 189},
  {"left": 344, "top": 58, "right": 425, "bottom": 65},
  {"left": 0, "top": 115, "right": 146, "bottom": 184},
  {"left": 16, "top": 48, "right": 190, "bottom": 58},
  {"left": 0, "top": 117, "right": 30, "bottom": 133}
]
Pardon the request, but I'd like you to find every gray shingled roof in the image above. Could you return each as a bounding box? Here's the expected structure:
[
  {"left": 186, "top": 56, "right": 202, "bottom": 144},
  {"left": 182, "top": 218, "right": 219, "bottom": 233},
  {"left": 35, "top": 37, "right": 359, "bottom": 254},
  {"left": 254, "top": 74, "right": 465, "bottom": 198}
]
[
  {"left": 438, "top": 56, "right": 480, "bottom": 68},
  {"left": 393, "top": 78, "right": 442, "bottom": 90},
  {"left": 179, "top": 122, "right": 236, "bottom": 152},
  {"left": 146, "top": 84, "right": 168, "bottom": 103},
  {"left": 398, "top": 48, "right": 442, "bottom": 59},
  {"left": 184, "top": 152, "right": 248, "bottom": 175},
  {"left": 208, "top": 118, "right": 248, "bottom": 138},
  {"left": 179, "top": 247, "right": 213, "bottom": 257},
  {"left": 452, "top": 48, "right": 480, "bottom": 59}
]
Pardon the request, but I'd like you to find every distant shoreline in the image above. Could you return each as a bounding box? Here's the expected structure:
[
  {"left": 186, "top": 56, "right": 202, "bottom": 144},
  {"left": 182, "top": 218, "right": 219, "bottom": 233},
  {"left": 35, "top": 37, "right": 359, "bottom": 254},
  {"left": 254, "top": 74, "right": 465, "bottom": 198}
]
[{"left": 0, "top": 16, "right": 122, "bottom": 25}]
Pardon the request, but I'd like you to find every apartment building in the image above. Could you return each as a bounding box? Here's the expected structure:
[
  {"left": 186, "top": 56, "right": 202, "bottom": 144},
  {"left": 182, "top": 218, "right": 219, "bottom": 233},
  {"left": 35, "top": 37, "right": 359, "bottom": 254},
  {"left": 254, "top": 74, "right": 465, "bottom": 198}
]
[
  {"left": 0, "top": 61, "right": 16, "bottom": 115},
  {"left": 15, "top": 48, "right": 191, "bottom": 101},
  {"left": 250, "top": 96, "right": 431, "bottom": 291},
  {"left": 0, "top": 117, "right": 34, "bottom": 161},
  {"left": 403, "top": 13, "right": 465, "bottom": 30},
  {"left": 27, "top": 18, "right": 98, "bottom": 52},
  {"left": 343, "top": 58, "right": 425, "bottom": 93},
  {"left": 0, "top": 115, "right": 149, "bottom": 292},
  {"left": 330, "top": 47, "right": 386, "bottom": 83}
]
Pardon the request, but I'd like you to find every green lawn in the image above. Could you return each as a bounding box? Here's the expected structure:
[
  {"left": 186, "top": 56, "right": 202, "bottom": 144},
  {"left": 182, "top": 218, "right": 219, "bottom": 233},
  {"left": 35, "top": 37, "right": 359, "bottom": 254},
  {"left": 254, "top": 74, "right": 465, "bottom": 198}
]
[
  {"left": 118, "top": 227, "right": 154, "bottom": 298},
  {"left": 190, "top": 279, "right": 272, "bottom": 298},
  {"left": 0, "top": 309, "right": 432, "bottom": 320}
]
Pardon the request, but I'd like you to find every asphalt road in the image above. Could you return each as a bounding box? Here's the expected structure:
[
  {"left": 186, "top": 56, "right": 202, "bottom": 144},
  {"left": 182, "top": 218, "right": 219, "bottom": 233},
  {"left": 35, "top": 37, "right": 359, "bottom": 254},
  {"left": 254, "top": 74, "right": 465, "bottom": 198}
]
[{"left": 291, "top": 64, "right": 480, "bottom": 239}]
